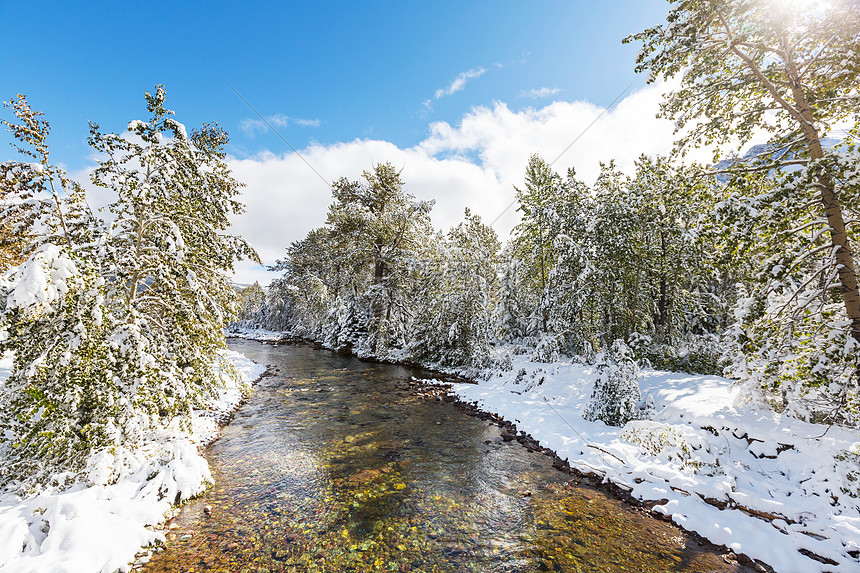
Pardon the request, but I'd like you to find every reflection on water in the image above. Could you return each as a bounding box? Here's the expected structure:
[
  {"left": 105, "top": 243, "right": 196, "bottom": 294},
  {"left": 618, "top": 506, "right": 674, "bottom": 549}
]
[{"left": 143, "top": 340, "right": 747, "bottom": 572}]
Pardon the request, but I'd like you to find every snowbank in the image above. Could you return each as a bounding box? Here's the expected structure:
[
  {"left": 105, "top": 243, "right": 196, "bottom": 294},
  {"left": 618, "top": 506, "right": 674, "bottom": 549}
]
[
  {"left": 0, "top": 350, "right": 264, "bottom": 573},
  {"left": 441, "top": 352, "right": 860, "bottom": 573}
]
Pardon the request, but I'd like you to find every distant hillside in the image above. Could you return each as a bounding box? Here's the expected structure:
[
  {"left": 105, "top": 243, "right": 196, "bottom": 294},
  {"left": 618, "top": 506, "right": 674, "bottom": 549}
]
[{"left": 713, "top": 137, "right": 840, "bottom": 183}]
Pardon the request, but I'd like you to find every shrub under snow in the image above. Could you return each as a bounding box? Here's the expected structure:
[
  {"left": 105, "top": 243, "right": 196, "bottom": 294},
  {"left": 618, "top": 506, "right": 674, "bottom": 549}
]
[{"left": 584, "top": 341, "right": 642, "bottom": 427}]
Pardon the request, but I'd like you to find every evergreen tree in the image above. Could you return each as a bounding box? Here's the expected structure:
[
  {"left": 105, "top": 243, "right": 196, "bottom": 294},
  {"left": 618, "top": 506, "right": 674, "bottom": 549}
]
[
  {"left": 0, "top": 246, "right": 116, "bottom": 487},
  {"left": 0, "top": 96, "right": 114, "bottom": 487},
  {"left": 511, "top": 155, "right": 565, "bottom": 335},
  {"left": 584, "top": 341, "right": 643, "bottom": 427},
  {"left": 719, "top": 157, "right": 860, "bottom": 422},
  {"left": 235, "top": 282, "right": 266, "bottom": 325},
  {"left": 0, "top": 87, "right": 257, "bottom": 487},
  {"left": 0, "top": 95, "right": 99, "bottom": 268},
  {"left": 270, "top": 229, "right": 336, "bottom": 337},
  {"left": 493, "top": 252, "right": 528, "bottom": 344},
  {"left": 87, "top": 85, "right": 258, "bottom": 426},
  {"left": 412, "top": 210, "right": 500, "bottom": 367},
  {"left": 325, "top": 163, "right": 434, "bottom": 353}
]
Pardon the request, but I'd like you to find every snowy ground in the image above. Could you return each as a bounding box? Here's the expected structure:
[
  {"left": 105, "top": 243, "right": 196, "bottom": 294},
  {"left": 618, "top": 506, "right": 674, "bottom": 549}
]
[
  {"left": 433, "top": 352, "right": 860, "bottom": 573},
  {"left": 0, "top": 349, "right": 265, "bottom": 573}
]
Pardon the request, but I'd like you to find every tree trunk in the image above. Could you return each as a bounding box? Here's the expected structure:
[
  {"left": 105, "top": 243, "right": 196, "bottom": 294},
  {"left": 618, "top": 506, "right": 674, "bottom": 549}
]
[
  {"left": 371, "top": 246, "right": 386, "bottom": 353},
  {"left": 791, "top": 84, "right": 860, "bottom": 343},
  {"left": 656, "top": 231, "right": 670, "bottom": 340},
  {"left": 658, "top": 278, "right": 668, "bottom": 327}
]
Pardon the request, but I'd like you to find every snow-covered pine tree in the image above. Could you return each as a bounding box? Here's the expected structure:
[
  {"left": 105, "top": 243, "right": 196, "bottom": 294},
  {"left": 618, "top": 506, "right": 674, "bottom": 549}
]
[
  {"left": 324, "top": 163, "right": 434, "bottom": 355},
  {"left": 493, "top": 251, "right": 529, "bottom": 345},
  {"left": 0, "top": 96, "right": 118, "bottom": 488},
  {"left": 0, "top": 245, "right": 116, "bottom": 487},
  {"left": 719, "top": 151, "right": 860, "bottom": 423},
  {"left": 235, "top": 282, "right": 266, "bottom": 326},
  {"left": 87, "top": 85, "right": 259, "bottom": 432},
  {"left": 0, "top": 95, "right": 101, "bottom": 268},
  {"left": 624, "top": 156, "right": 729, "bottom": 373},
  {"left": 411, "top": 209, "right": 500, "bottom": 367},
  {"left": 589, "top": 162, "right": 648, "bottom": 344},
  {"left": 584, "top": 341, "right": 642, "bottom": 427},
  {"left": 510, "top": 155, "right": 565, "bottom": 337}
]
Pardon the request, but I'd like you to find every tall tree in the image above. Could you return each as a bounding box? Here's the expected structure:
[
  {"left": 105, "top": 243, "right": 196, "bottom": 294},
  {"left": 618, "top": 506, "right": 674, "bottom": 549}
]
[
  {"left": 512, "top": 155, "right": 564, "bottom": 334},
  {"left": 88, "top": 85, "right": 258, "bottom": 425},
  {"left": 411, "top": 209, "right": 500, "bottom": 367},
  {"left": 0, "top": 87, "right": 258, "bottom": 487},
  {"left": 626, "top": 0, "right": 860, "bottom": 343},
  {"left": 0, "top": 95, "right": 98, "bottom": 269},
  {"left": 326, "top": 163, "right": 433, "bottom": 352}
]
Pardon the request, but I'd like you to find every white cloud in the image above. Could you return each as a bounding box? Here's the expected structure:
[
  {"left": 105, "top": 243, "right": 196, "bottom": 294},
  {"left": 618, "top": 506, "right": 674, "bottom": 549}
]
[
  {"left": 239, "top": 113, "right": 320, "bottom": 136},
  {"left": 225, "top": 81, "right": 724, "bottom": 285},
  {"left": 521, "top": 87, "right": 562, "bottom": 99},
  {"left": 434, "top": 67, "right": 487, "bottom": 99}
]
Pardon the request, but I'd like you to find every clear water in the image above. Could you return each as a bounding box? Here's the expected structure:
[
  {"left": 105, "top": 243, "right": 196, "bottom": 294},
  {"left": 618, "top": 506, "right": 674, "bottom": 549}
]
[{"left": 142, "top": 339, "right": 747, "bottom": 573}]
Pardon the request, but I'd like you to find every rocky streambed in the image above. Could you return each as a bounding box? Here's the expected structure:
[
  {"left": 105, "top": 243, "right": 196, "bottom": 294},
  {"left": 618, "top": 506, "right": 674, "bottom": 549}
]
[{"left": 141, "top": 339, "right": 753, "bottom": 573}]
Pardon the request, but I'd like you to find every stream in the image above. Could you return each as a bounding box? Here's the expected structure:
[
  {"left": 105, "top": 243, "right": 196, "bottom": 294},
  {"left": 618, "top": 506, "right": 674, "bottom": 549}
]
[{"left": 142, "top": 339, "right": 749, "bottom": 573}]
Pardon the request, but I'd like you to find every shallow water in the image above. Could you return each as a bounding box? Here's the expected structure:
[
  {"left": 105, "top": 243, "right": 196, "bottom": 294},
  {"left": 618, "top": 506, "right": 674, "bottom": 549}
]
[{"left": 142, "top": 340, "right": 747, "bottom": 573}]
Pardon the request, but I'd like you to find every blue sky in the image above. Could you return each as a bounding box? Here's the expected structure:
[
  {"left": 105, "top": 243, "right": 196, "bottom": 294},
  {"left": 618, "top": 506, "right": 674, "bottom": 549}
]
[
  {"left": 2, "top": 1, "right": 667, "bottom": 168},
  {"left": 2, "top": 0, "right": 686, "bottom": 284}
]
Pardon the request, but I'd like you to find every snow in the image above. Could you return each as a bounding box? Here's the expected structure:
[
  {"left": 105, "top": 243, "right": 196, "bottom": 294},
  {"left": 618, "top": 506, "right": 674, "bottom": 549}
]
[
  {"left": 0, "top": 349, "right": 264, "bottom": 573},
  {"left": 4, "top": 245, "right": 78, "bottom": 317},
  {"left": 438, "top": 351, "right": 860, "bottom": 573}
]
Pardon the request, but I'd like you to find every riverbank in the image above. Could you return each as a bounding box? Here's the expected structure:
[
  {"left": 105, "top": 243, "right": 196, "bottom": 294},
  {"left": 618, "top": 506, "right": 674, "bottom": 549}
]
[
  {"left": 229, "top": 327, "right": 860, "bottom": 573},
  {"left": 0, "top": 349, "right": 265, "bottom": 573}
]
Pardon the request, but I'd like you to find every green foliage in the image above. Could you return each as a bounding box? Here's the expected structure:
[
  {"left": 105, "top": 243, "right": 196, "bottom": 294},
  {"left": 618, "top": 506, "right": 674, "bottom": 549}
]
[
  {"left": 0, "top": 247, "right": 117, "bottom": 486},
  {"left": 626, "top": 0, "right": 860, "bottom": 159},
  {"left": 327, "top": 163, "right": 434, "bottom": 353},
  {"left": 0, "top": 94, "right": 98, "bottom": 267},
  {"left": 504, "top": 155, "right": 727, "bottom": 358},
  {"left": 718, "top": 149, "right": 860, "bottom": 422},
  {"left": 267, "top": 163, "right": 434, "bottom": 355},
  {"left": 87, "top": 85, "right": 257, "bottom": 423},
  {"left": 0, "top": 88, "right": 256, "bottom": 488},
  {"left": 584, "top": 341, "right": 642, "bottom": 427},
  {"left": 628, "top": 0, "right": 860, "bottom": 423},
  {"left": 236, "top": 282, "right": 266, "bottom": 324},
  {"left": 411, "top": 209, "right": 500, "bottom": 367}
]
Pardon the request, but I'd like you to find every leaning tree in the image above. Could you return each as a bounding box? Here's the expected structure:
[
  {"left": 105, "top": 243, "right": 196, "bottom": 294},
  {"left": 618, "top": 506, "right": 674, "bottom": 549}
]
[{"left": 627, "top": 0, "right": 860, "bottom": 419}]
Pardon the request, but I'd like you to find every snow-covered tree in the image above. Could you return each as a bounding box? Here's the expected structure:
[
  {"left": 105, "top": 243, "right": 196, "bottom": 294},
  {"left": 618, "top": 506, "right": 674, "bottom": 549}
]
[
  {"left": 493, "top": 252, "right": 529, "bottom": 344},
  {"left": 0, "top": 246, "right": 116, "bottom": 487},
  {"left": 0, "top": 87, "right": 257, "bottom": 487},
  {"left": 411, "top": 209, "right": 500, "bottom": 367},
  {"left": 269, "top": 228, "right": 344, "bottom": 339},
  {"left": 325, "top": 163, "right": 434, "bottom": 353},
  {"left": 0, "top": 97, "right": 115, "bottom": 487},
  {"left": 719, "top": 151, "right": 860, "bottom": 422},
  {"left": 628, "top": 0, "right": 860, "bottom": 419},
  {"left": 235, "top": 282, "right": 266, "bottom": 325},
  {"left": 584, "top": 341, "right": 643, "bottom": 427},
  {"left": 0, "top": 95, "right": 99, "bottom": 269},
  {"left": 510, "top": 155, "right": 565, "bottom": 335},
  {"left": 88, "top": 85, "right": 258, "bottom": 425}
]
